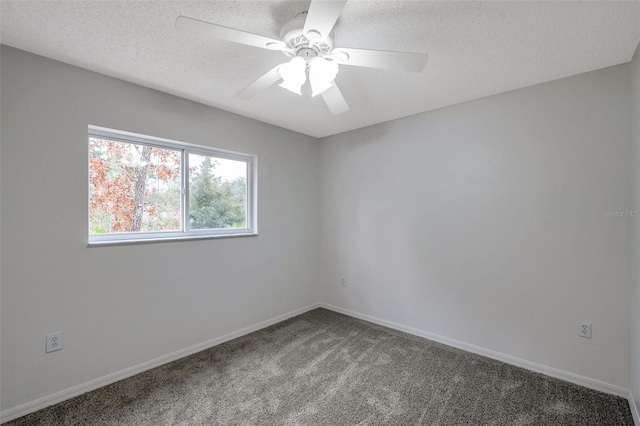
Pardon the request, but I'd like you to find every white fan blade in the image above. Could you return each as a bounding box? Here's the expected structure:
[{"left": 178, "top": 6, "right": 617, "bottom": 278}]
[
  {"left": 235, "top": 65, "right": 283, "bottom": 100},
  {"left": 333, "top": 48, "right": 428, "bottom": 72},
  {"left": 321, "top": 83, "right": 350, "bottom": 115},
  {"left": 176, "top": 16, "right": 287, "bottom": 51},
  {"left": 303, "top": 0, "right": 347, "bottom": 40}
]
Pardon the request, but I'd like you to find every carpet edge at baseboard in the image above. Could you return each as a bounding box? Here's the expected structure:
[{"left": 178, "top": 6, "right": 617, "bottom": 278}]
[
  {"left": 0, "top": 303, "right": 321, "bottom": 424},
  {"left": 318, "top": 303, "right": 630, "bottom": 399},
  {"left": 629, "top": 390, "right": 640, "bottom": 426}
]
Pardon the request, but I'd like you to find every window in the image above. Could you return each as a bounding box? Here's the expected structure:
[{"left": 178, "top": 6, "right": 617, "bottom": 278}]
[{"left": 88, "top": 126, "right": 256, "bottom": 244}]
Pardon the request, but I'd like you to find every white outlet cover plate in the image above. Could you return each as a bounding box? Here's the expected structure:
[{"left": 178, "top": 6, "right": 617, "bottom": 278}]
[
  {"left": 46, "top": 331, "right": 63, "bottom": 353},
  {"left": 577, "top": 321, "right": 592, "bottom": 339}
]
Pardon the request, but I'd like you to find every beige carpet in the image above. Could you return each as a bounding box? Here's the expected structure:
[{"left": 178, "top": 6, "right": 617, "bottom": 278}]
[{"left": 3, "top": 308, "right": 634, "bottom": 425}]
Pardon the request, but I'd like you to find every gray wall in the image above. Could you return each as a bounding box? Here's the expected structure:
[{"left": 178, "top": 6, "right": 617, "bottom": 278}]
[
  {"left": 319, "top": 64, "right": 631, "bottom": 389},
  {"left": 0, "top": 46, "right": 320, "bottom": 411},
  {"left": 631, "top": 40, "right": 640, "bottom": 416},
  {"left": 1, "top": 44, "right": 637, "bottom": 415}
]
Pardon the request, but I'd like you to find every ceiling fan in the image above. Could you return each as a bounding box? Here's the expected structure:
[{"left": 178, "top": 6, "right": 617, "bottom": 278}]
[{"left": 176, "top": 0, "right": 428, "bottom": 115}]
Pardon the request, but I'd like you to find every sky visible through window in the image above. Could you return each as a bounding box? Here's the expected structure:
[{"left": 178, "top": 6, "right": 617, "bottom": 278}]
[{"left": 189, "top": 154, "right": 246, "bottom": 182}]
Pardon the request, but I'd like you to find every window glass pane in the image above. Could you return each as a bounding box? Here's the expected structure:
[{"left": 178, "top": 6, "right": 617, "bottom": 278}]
[
  {"left": 188, "top": 153, "right": 247, "bottom": 230},
  {"left": 89, "top": 138, "right": 182, "bottom": 234}
]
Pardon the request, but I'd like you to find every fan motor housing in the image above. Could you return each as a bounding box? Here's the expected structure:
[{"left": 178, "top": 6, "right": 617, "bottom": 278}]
[{"left": 280, "top": 14, "right": 334, "bottom": 58}]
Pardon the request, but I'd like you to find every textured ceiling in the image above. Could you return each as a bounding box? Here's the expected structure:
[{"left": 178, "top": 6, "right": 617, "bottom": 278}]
[{"left": 1, "top": 1, "right": 639, "bottom": 138}]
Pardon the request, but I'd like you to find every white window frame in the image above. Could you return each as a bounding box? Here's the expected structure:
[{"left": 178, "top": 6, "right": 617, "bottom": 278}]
[{"left": 88, "top": 125, "right": 257, "bottom": 245}]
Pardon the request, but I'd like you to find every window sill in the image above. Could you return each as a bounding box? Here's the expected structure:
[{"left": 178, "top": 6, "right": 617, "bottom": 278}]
[{"left": 87, "top": 232, "right": 259, "bottom": 247}]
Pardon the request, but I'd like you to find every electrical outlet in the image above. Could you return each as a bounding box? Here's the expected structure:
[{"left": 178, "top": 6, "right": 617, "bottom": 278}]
[
  {"left": 46, "top": 332, "right": 63, "bottom": 353},
  {"left": 577, "top": 321, "right": 591, "bottom": 339},
  {"left": 341, "top": 276, "right": 346, "bottom": 287}
]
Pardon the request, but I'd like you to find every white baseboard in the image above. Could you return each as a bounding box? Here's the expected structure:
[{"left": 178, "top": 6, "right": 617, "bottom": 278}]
[
  {"left": 2, "top": 302, "right": 633, "bottom": 423},
  {"left": 319, "top": 303, "right": 629, "bottom": 398},
  {"left": 630, "top": 390, "right": 640, "bottom": 426},
  {"left": 0, "top": 303, "right": 320, "bottom": 424}
]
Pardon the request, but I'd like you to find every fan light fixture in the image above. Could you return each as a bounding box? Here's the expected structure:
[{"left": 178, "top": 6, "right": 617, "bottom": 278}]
[
  {"left": 278, "top": 57, "right": 307, "bottom": 95},
  {"left": 309, "top": 57, "right": 339, "bottom": 96},
  {"left": 278, "top": 57, "right": 339, "bottom": 97}
]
